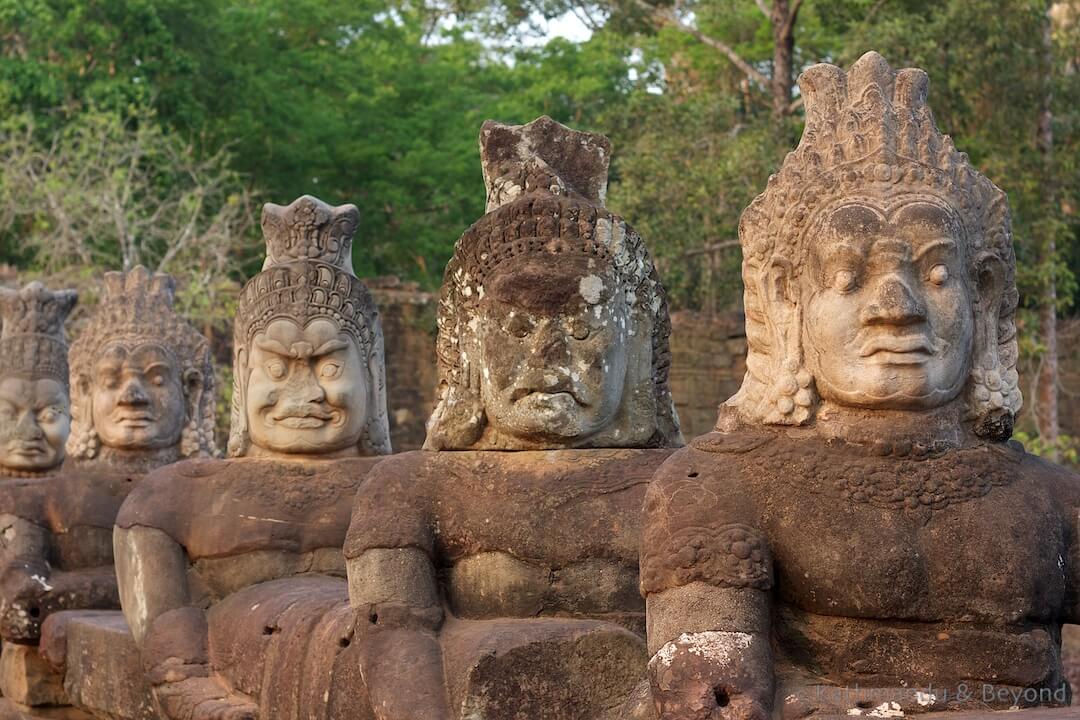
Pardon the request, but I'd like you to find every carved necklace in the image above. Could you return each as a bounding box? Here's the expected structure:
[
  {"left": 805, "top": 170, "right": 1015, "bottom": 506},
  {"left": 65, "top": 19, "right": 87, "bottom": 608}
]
[
  {"left": 0, "top": 465, "right": 55, "bottom": 479},
  {"left": 692, "top": 431, "right": 1020, "bottom": 524}
]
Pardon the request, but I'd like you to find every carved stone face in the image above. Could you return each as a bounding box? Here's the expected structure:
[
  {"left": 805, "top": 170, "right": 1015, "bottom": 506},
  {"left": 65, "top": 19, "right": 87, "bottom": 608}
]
[
  {"left": 477, "top": 258, "right": 628, "bottom": 443},
  {"left": 0, "top": 377, "right": 70, "bottom": 471},
  {"left": 91, "top": 342, "right": 186, "bottom": 450},
  {"left": 803, "top": 200, "right": 974, "bottom": 409},
  {"left": 245, "top": 318, "right": 368, "bottom": 455}
]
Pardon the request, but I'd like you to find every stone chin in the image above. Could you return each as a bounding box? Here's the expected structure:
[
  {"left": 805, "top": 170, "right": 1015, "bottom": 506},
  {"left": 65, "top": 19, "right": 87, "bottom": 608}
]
[{"left": 491, "top": 392, "right": 611, "bottom": 444}]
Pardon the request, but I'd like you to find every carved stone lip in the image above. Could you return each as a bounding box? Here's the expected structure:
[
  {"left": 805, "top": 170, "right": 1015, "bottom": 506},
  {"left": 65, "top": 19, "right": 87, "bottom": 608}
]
[
  {"left": 276, "top": 416, "right": 330, "bottom": 429},
  {"left": 271, "top": 406, "right": 336, "bottom": 429},
  {"left": 511, "top": 388, "right": 583, "bottom": 406},
  {"left": 859, "top": 335, "right": 934, "bottom": 359},
  {"left": 8, "top": 443, "right": 47, "bottom": 457},
  {"left": 114, "top": 413, "right": 156, "bottom": 427}
]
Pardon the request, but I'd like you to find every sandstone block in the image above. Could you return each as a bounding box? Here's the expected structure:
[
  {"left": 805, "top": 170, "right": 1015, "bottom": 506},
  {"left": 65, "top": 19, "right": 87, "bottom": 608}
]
[
  {"left": 60, "top": 612, "right": 153, "bottom": 720},
  {"left": 441, "top": 616, "right": 647, "bottom": 720},
  {"left": 0, "top": 643, "right": 66, "bottom": 707}
]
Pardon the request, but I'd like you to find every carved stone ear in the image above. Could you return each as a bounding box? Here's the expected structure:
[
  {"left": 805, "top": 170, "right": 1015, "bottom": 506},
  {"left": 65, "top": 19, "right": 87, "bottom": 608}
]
[
  {"left": 976, "top": 254, "right": 1005, "bottom": 311},
  {"left": 969, "top": 252, "right": 1020, "bottom": 440},
  {"left": 183, "top": 368, "right": 204, "bottom": 413},
  {"left": 767, "top": 256, "right": 796, "bottom": 306},
  {"left": 75, "top": 375, "right": 91, "bottom": 402},
  {"left": 756, "top": 256, "right": 815, "bottom": 426}
]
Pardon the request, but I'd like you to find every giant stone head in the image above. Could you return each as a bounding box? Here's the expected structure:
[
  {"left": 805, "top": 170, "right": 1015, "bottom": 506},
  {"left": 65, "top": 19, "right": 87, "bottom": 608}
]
[
  {"left": 68, "top": 268, "right": 215, "bottom": 463},
  {"left": 727, "top": 52, "right": 1019, "bottom": 439},
  {"left": 228, "top": 195, "right": 391, "bottom": 459},
  {"left": 425, "top": 116, "right": 682, "bottom": 450},
  {"left": 0, "top": 283, "right": 77, "bottom": 475}
]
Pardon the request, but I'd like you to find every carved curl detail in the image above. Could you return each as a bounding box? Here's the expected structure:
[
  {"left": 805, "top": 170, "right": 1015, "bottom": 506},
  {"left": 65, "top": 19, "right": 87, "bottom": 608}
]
[{"left": 641, "top": 522, "right": 772, "bottom": 595}]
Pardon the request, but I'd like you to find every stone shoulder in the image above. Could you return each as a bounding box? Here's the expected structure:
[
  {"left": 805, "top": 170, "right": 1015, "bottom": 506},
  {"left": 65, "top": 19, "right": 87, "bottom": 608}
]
[
  {"left": 640, "top": 432, "right": 773, "bottom": 595},
  {"left": 117, "top": 456, "right": 383, "bottom": 560},
  {"left": 345, "top": 450, "right": 436, "bottom": 561}
]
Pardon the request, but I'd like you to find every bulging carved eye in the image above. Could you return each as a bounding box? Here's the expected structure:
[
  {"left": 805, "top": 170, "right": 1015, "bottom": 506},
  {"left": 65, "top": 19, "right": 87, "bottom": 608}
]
[
  {"left": 38, "top": 408, "right": 57, "bottom": 423},
  {"left": 833, "top": 269, "right": 856, "bottom": 292},
  {"left": 319, "top": 361, "right": 342, "bottom": 379},
  {"left": 571, "top": 323, "right": 591, "bottom": 341},
  {"left": 266, "top": 361, "right": 287, "bottom": 380},
  {"left": 929, "top": 264, "right": 949, "bottom": 285}
]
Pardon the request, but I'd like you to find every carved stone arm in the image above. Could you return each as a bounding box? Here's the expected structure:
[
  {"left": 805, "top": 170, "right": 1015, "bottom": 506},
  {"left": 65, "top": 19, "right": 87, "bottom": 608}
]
[
  {"left": 115, "top": 526, "right": 258, "bottom": 720},
  {"left": 114, "top": 525, "right": 189, "bottom": 646},
  {"left": 347, "top": 547, "right": 452, "bottom": 720},
  {"left": 646, "top": 583, "right": 773, "bottom": 720},
  {"left": 0, "top": 513, "right": 51, "bottom": 640}
]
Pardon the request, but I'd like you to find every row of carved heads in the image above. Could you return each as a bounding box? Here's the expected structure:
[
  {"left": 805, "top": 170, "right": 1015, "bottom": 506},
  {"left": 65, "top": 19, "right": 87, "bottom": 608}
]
[{"left": 2, "top": 83, "right": 1028, "bottom": 466}]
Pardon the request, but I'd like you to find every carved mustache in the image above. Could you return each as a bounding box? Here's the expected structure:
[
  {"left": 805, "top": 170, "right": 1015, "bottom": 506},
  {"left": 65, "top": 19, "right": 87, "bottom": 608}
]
[{"left": 271, "top": 405, "right": 334, "bottom": 421}]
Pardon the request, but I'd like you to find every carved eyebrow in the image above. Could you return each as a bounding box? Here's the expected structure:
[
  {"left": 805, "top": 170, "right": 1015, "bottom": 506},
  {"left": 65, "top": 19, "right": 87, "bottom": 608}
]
[
  {"left": 914, "top": 238, "right": 957, "bottom": 261},
  {"left": 312, "top": 339, "right": 349, "bottom": 356},
  {"left": 254, "top": 337, "right": 292, "bottom": 356}
]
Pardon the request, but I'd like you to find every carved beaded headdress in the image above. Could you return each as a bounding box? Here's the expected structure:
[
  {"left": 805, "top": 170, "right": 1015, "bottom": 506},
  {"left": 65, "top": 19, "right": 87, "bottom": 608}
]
[
  {"left": 68, "top": 266, "right": 216, "bottom": 459},
  {"left": 0, "top": 282, "right": 77, "bottom": 386},
  {"left": 227, "top": 195, "right": 391, "bottom": 457},
  {"left": 426, "top": 116, "right": 682, "bottom": 450},
  {"left": 729, "top": 52, "right": 1019, "bottom": 436}
]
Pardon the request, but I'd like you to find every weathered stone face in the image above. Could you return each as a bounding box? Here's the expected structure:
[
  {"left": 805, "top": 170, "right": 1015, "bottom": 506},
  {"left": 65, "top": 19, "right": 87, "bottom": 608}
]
[
  {"left": 478, "top": 259, "right": 628, "bottom": 444},
  {"left": 68, "top": 267, "right": 215, "bottom": 464},
  {"left": 90, "top": 342, "right": 185, "bottom": 452},
  {"left": 730, "top": 52, "right": 1019, "bottom": 436},
  {"left": 245, "top": 317, "right": 369, "bottom": 454},
  {"left": 0, "top": 377, "right": 70, "bottom": 472},
  {"left": 425, "top": 115, "right": 682, "bottom": 450},
  {"left": 0, "top": 282, "right": 77, "bottom": 475},
  {"left": 802, "top": 198, "right": 975, "bottom": 410},
  {"left": 229, "top": 195, "right": 391, "bottom": 458}
]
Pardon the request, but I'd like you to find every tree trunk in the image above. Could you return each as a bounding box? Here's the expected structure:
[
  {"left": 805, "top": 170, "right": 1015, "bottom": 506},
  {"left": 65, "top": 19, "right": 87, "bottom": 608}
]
[
  {"left": 769, "top": 0, "right": 796, "bottom": 120},
  {"left": 1035, "top": 1, "right": 1059, "bottom": 460}
]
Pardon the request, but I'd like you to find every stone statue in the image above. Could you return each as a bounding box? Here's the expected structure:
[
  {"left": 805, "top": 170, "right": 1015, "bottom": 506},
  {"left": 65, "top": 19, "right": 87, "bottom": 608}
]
[
  {"left": 107, "top": 195, "right": 391, "bottom": 720},
  {"left": 341, "top": 116, "right": 683, "bottom": 719},
  {"left": 67, "top": 267, "right": 216, "bottom": 469},
  {"left": 0, "top": 282, "right": 77, "bottom": 478},
  {"left": 0, "top": 268, "right": 211, "bottom": 709},
  {"left": 638, "top": 52, "right": 1079, "bottom": 719}
]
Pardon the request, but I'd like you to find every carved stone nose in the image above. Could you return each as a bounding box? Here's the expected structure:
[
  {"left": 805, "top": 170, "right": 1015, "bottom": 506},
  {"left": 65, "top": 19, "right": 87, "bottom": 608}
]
[
  {"left": 861, "top": 276, "right": 925, "bottom": 325},
  {"left": 531, "top": 325, "right": 569, "bottom": 364},
  {"left": 118, "top": 380, "right": 149, "bottom": 405},
  {"left": 285, "top": 363, "right": 327, "bottom": 403},
  {"left": 13, "top": 412, "right": 43, "bottom": 440}
]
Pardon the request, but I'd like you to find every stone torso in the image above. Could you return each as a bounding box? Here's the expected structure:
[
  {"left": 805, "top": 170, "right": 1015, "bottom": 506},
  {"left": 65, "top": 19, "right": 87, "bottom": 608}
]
[
  {"left": 643, "top": 430, "right": 1077, "bottom": 692},
  {"left": 349, "top": 448, "right": 673, "bottom": 631},
  {"left": 117, "top": 455, "right": 383, "bottom": 601}
]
